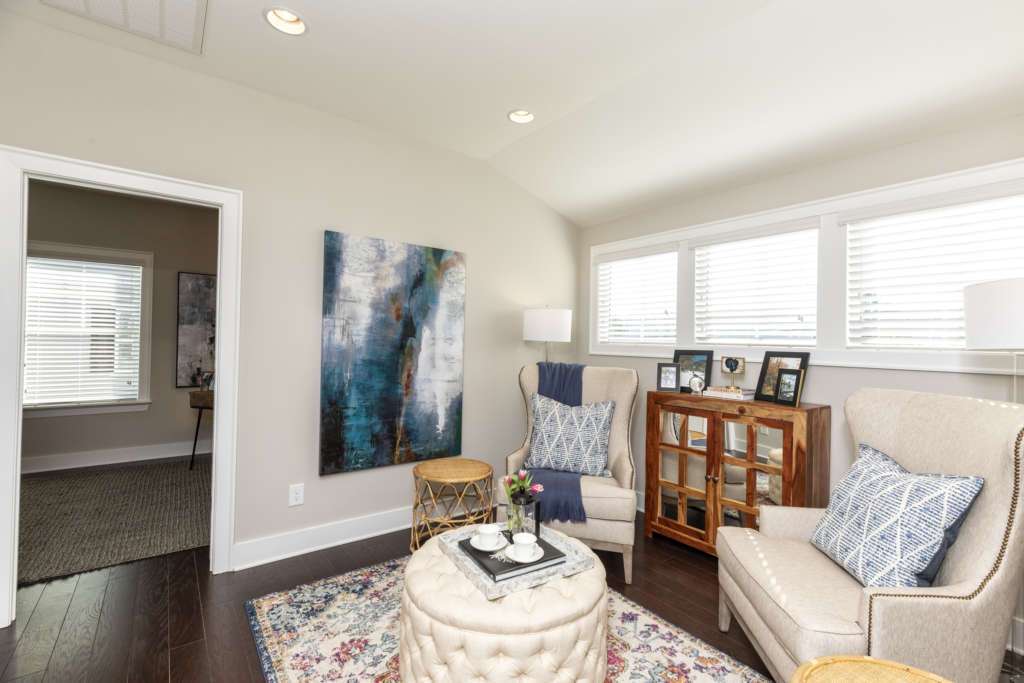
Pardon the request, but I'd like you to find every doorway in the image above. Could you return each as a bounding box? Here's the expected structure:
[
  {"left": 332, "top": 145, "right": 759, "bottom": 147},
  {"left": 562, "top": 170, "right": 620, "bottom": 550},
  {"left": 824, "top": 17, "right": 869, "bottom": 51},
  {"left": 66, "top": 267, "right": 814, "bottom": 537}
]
[{"left": 0, "top": 145, "right": 242, "bottom": 627}]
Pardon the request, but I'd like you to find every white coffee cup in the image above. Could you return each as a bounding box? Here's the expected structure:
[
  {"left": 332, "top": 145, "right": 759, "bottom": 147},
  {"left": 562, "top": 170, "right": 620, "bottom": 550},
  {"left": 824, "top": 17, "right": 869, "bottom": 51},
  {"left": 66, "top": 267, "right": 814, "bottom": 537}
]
[
  {"left": 476, "top": 523, "right": 501, "bottom": 548},
  {"left": 511, "top": 532, "right": 538, "bottom": 560}
]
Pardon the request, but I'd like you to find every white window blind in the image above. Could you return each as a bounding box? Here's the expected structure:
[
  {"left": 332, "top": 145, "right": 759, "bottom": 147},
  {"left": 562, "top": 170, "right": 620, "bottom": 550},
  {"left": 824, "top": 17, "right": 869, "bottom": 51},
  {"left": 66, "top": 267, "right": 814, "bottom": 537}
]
[
  {"left": 596, "top": 250, "right": 677, "bottom": 346},
  {"left": 694, "top": 228, "right": 818, "bottom": 346},
  {"left": 846, "top": 194, "right": 1024, "bottom": 349},
  {"left": 23, "top": 256, "right": 144, "bottom": 406}
]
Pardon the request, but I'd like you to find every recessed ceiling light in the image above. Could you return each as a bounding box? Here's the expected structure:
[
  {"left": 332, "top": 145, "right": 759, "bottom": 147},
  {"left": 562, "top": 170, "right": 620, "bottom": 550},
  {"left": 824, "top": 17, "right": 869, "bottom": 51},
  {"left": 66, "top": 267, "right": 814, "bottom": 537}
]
[
  {"left": 266, "top": 7, "right": 306, "bottom": 35},
  {"left": 508, "top": 110, "right": 535, "bottom": 124}
]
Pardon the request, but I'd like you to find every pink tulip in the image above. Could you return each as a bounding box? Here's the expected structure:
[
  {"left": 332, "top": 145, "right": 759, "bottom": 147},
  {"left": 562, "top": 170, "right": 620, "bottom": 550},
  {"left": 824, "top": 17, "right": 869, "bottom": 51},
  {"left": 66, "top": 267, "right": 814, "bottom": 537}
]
[
  {"left": 504, "top": 475, "right": 514, "bottom": 486},
  {"left": 518, "top": 470, "right": 527, "bottom": 480},
  {"left": 530, "top": 483, "right": 544, "bottom": 494}
]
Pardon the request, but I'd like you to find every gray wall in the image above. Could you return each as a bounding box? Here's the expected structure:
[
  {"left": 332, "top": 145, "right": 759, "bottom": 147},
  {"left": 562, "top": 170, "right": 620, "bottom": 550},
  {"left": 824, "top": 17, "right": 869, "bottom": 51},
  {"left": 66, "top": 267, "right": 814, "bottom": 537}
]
[
  {"left": 22, "top": 181, "right": 219, "bottom": 461},
  {"left": 0, "top": 13, "right": 578, "bottom": 544},
  {"left": 576, "top": 114, "right": 1024, "bottom": 503}
]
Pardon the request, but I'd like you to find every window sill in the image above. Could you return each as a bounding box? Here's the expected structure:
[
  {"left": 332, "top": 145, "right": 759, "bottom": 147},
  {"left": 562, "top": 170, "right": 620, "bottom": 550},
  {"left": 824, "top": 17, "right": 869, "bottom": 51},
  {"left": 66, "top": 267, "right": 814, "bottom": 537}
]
[
  {"left": 586, "top": 345, "right": 1018, "bottom": 377},
  {"left": 23, "top": 400, "right": 152, "bottom": 418}
]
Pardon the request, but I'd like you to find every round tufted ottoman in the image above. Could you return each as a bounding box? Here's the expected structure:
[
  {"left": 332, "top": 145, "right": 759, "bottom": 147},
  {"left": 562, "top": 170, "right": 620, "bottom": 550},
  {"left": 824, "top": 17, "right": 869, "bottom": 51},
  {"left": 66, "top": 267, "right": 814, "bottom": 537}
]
[{"left": 399, "top": 531, "right": 608, "bottom": 683}]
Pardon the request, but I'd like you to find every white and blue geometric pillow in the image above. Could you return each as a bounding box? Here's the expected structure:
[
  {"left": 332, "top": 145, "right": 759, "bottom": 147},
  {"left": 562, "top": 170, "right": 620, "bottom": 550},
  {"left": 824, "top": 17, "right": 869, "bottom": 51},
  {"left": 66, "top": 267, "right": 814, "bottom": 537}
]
[
  {"left": 811, "top": 444, "right": 984, "bottom": 588},
  {"left": 523, "top": 394, "right": 615, "bottom": 476}
]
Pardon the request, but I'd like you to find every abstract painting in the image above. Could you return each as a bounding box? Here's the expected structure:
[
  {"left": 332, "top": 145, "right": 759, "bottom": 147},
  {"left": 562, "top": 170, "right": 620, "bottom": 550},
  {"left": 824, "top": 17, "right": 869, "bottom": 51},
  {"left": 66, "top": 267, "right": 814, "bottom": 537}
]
[
  {"left": 176, "top": 272, "right": 216, "bottom": 388},
  {"left": 319, "top": 231, "right": 465, "bottom": 475}
]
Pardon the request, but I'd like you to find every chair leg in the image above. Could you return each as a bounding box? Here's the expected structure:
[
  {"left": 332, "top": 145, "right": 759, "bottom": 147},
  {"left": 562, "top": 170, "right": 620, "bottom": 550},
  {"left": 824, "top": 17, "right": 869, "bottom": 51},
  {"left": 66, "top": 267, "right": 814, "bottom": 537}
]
[
  {"left": 622, "top": 547, "right": 633, "bottom": 585},
  {"left": 718, "top": 586, "right": 732, "bottom": 632}
]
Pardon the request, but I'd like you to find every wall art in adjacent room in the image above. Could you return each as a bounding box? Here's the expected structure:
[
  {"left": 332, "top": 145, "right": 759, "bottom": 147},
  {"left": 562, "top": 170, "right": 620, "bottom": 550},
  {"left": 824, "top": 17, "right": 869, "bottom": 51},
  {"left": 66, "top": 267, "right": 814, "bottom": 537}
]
[
  {"left": 319, "top": 231, "right": 466, "bottom": 475},
  {"left": 176, "top": 272, "right": 217, "bottom": 388}
]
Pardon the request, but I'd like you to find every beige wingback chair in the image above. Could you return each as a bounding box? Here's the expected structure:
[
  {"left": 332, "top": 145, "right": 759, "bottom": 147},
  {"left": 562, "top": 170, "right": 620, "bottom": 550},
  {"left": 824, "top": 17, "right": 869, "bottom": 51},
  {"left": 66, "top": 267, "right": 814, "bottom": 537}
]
[
  {"left": 716, "top": 388, "right": 1024, "bottom": 682},
  {"left": 502, "top": 365, "right": 639, "bottom": 583}
]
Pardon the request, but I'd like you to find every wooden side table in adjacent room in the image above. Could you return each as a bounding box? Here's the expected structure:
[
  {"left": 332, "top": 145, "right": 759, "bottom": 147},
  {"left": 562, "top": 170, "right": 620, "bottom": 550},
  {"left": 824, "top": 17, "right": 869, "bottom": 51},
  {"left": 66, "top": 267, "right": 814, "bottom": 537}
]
[
  {"left": 410, "top": 457, "right": 493, "bottom": 551},
  {"left": 188, "top": 390, "right": 213, "bottom": 470}
]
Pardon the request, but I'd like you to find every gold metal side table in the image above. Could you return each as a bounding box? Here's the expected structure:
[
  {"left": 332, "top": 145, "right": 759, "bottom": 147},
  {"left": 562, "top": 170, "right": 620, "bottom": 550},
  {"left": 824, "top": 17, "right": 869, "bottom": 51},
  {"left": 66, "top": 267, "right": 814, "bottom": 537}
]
[{"left": 410, "top": 458, "right": 493, "bottom": 551}]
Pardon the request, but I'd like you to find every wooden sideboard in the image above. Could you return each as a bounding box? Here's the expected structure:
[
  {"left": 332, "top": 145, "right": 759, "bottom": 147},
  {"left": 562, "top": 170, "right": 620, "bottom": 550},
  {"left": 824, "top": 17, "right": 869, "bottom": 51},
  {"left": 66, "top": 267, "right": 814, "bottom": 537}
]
[{"left": 643, "top": 391, "right": 831, "bottom": 556}]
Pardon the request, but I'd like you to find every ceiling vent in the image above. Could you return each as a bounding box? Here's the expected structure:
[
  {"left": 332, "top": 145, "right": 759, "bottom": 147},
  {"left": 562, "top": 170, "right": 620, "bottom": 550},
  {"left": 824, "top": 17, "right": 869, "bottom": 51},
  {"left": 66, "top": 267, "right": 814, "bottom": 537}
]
[{"left": 40, "top": 0, "right": 209, "bottom": 54}]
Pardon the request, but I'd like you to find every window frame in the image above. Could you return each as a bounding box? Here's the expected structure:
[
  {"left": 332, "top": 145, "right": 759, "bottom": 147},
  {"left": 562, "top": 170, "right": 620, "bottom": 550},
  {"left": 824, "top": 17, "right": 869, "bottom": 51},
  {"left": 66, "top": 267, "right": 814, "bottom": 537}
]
[
  {"left": 589, "top": 243, "right": 682, "bottom": 357},
  {"left": 23, "top": 241, "right": 154, "bottom": 417},
  {"left": 587, "top": 159, "right": 1024, "bottom": 376}
]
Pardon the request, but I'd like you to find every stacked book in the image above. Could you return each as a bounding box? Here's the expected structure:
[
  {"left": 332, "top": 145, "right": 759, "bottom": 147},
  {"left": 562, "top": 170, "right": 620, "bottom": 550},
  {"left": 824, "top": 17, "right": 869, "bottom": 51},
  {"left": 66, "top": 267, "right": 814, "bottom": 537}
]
[
  {"left": 703, "top": 386, "right": 755, "bottom": 401},
  {"left": 458, "top": 533, "right": 566, "bottom": 582}
]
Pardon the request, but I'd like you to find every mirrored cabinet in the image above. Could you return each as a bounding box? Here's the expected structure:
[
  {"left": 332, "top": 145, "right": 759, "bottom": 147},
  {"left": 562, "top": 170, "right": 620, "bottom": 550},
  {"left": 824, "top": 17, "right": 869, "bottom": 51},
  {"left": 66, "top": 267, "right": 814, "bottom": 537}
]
[{"left": 644, "top": 391, "right": 831, "bottom": 556}]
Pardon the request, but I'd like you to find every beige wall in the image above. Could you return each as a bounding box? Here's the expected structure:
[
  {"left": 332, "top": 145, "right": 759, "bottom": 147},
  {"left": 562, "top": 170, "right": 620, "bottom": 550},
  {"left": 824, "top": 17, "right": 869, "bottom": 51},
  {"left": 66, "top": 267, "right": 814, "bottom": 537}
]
[
  {"left": 22, "top": 181, "right": 218, "bottom": 460},
  {"left": 577, "top": 115, "right": 1024, "bottom": 503},
  {"left": 0, "top": 14, "right": 578, "bottom": 543}
]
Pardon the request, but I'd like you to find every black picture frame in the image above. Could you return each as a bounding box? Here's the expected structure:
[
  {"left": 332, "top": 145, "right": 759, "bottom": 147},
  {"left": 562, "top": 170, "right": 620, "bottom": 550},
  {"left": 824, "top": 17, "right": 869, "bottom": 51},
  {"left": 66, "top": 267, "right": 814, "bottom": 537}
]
[
  {"left": 673, "top": 349, "right": 714, "bottom": 393},
  {"left": 774, "top": 368, "right": 804, "bottom": 407},
  {"left": 754, "top": 351, "right": 810, "bottom": 402},
  {"left": 656, "top": 363, "right": 681, "bottom": 391}
]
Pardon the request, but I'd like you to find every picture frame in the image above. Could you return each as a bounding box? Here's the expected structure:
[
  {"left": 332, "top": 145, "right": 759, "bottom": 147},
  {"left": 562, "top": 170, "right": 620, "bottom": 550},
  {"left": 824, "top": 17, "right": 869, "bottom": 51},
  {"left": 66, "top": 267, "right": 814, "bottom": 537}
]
[
  {"left": 656, "top": 363, "right": 682, "bottom": 391},
  {"left": 774, "top": 368, "right": 804, "bottom": 407},
  {"left": 175, "top": 271, "right": 217, "bottom": 388},
  {"left": 754, "top": 351, "right": 810, "bottom": 402},
  {"left": 721, "top": 356, "right": 745, "bottom": 375},
  {"left": 672, "top": 349, "right": 714, "bottom": 394}
]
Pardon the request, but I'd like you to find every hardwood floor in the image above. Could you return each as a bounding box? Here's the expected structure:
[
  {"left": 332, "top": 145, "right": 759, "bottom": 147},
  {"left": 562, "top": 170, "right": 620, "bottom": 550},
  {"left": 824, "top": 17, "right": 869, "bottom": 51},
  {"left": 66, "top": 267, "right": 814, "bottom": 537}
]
[{"left": 0, "top": 521, "right": 771, "bottom": 681}]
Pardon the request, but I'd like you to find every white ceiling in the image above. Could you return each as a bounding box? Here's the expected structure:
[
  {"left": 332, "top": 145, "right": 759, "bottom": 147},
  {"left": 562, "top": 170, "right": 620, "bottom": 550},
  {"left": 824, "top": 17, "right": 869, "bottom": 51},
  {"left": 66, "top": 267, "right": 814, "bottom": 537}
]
[{"left": 4, "top": 0, "right": 1024, "bottom": 227}]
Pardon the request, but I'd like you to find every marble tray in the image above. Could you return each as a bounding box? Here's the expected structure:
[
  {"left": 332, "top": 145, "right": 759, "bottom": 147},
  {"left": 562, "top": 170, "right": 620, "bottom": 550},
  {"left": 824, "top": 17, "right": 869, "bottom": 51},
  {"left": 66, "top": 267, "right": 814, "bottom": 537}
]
[{"left": 437, "top": 524, "right": 596, "bottom": 600}]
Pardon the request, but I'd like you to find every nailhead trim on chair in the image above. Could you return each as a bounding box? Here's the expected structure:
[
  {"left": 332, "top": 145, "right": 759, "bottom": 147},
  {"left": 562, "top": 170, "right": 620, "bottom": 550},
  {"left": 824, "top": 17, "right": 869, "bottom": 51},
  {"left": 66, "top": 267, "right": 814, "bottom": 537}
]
[{"left": 866, "top": 426, "right": 1024, "bottom": 653}]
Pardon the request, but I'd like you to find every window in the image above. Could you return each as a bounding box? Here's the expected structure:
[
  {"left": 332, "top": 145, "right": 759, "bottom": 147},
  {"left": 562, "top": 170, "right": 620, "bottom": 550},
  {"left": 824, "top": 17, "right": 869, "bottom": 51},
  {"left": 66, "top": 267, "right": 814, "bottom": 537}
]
[
  {"left": 23, "top": 243, "right": 152, "bottom": 410},
  {"left": 846, "top": 194, "right": 1024, "bottom": 349},
  {"left": 694, "top": 228, "right": 818, "bottom": 346},
  {"left": 595, "top": 249, "right": 677, "bottom": 347}
]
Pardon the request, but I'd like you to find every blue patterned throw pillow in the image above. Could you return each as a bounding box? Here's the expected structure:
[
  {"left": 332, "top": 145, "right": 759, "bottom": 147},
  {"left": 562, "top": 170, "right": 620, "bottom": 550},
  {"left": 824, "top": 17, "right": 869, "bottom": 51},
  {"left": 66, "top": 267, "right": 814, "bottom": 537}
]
[
  {"left": 811, "top": 444, "right": 983, "bottom": 588},
  {"left": 523, "top": 394, "right": 615, "bottom": 476}
]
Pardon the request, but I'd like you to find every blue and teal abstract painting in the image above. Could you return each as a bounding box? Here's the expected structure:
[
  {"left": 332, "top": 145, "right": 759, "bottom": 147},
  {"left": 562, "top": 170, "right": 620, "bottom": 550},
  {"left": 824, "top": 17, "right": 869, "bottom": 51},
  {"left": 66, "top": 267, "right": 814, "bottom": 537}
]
[{"left": 319, "top": 231, "right": 466, "bottom": 475}]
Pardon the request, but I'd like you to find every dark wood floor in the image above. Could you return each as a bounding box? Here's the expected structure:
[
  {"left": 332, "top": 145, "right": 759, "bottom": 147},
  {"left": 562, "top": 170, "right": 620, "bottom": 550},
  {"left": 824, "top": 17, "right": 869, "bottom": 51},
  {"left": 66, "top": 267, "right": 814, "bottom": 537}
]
[{"left": 0, "top": 521, "right": 770, "bottom": 681}]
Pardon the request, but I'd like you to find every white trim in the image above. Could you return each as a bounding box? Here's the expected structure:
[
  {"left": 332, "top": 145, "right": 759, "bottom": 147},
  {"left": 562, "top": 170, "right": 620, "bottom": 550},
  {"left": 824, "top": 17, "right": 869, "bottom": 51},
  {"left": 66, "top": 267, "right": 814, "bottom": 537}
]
[
  {"left": 230, "top": 505, "right": 412, "bottom": 571},
  {"left": 0, "top": 144, "right": 242, "bottom": 628},
  {"left": 24, "top": 400, "right": 151, "bottom": 418},
  {"left": 587, "top": 156, "right": 1024, "bottom": 374},
  {"left": 21, "top": 438, "right": 212, "bottom": 474}
]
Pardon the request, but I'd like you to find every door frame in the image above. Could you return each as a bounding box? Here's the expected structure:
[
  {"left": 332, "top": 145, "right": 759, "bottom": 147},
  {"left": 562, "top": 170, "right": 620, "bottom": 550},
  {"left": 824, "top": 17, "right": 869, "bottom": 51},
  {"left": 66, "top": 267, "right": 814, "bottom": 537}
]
[{"left": 0, "top": 144, "right": 243, "bottom": 627}]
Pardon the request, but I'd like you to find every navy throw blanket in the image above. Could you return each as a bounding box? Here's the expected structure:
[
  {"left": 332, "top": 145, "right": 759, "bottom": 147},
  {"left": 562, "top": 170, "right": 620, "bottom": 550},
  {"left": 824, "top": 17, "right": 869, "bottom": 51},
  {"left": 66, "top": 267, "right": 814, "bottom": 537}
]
[
  {"left": 529, "top": 361, "right": 587, "bottom": 524},
  {"left": 537, "top": 361, "right": 584, "bottom": 406}
]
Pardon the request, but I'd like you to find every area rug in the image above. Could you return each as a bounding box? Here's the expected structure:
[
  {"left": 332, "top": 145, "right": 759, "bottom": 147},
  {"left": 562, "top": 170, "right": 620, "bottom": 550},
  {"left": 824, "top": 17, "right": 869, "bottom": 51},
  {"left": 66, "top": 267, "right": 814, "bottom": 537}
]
[
  {"left": 19, "top": 459, "right": 210, "bottom": 584},
  {"left": 247, "top": 557, "right": 767, "bottom": 682}
]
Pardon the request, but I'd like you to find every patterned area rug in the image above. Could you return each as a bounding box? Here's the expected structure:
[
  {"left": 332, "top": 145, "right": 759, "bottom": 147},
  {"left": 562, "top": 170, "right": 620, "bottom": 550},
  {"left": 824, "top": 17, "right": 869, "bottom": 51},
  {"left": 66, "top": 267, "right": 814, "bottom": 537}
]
[
  {"left": 19, "top": 459, "right": 210, "bottom": 584},
  {"left": 247, "top": 557, "right": 767, "bottom": 682}
]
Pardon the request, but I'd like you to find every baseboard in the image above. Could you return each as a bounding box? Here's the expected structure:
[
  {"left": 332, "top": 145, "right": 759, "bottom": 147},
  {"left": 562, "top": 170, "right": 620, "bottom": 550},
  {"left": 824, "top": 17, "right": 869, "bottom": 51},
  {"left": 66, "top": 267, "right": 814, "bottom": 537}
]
[
  {"left": 21, "top": 439, "right": 213, "bottom": 474},
  {"left": 230, "top": 505, "right": 413, "bottom": 571}
]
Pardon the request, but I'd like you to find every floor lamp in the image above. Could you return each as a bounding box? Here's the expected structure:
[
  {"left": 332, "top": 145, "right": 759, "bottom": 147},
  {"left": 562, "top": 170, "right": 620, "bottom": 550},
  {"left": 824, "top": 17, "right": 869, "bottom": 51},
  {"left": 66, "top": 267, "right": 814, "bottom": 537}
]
[
  {"left": 523, "top": 308, "right": 572, "bottom": 362},
  {"left": 965, "top": 277, "right": 1024, "bottom": 679}
]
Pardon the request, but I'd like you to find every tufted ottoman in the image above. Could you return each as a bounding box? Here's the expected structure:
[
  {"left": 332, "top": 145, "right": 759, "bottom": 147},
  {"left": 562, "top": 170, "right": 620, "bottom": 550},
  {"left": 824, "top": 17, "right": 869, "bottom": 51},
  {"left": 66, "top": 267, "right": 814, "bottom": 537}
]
[{"left": 399, "top": 532, "right": 608, "bottom": 682}]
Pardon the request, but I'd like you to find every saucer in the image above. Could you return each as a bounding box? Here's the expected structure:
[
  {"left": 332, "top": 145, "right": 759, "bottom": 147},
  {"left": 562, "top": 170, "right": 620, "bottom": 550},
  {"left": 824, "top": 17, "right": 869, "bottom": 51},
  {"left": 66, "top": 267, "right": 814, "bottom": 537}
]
[
  {"left": 505, "top": 544, "right": 544, "bottom": 564},
  {"left": 470, "top": 534, "right": 508, "bottom": 552}
]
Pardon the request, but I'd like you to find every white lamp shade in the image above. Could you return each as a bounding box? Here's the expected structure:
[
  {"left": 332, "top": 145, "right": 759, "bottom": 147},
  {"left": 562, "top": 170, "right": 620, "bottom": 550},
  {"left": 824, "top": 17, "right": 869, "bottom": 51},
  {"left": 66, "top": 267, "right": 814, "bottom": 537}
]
[
  {"left": 964, "top": 278, "right": 1024, "bottom": 350},
  {"left": 523, "top": 308, "right": 572, "bottom": 343}
]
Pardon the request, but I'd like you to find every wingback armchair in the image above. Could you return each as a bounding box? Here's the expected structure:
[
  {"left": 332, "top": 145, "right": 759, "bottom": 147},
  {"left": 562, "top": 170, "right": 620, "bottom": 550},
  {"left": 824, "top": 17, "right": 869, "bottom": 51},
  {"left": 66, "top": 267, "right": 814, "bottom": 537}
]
[
  {"left": 716, "top": 388, "right": 1024, "bottom": 682},
  {"left": 502, "top": 364, "right": 639, "bottom": 583}
]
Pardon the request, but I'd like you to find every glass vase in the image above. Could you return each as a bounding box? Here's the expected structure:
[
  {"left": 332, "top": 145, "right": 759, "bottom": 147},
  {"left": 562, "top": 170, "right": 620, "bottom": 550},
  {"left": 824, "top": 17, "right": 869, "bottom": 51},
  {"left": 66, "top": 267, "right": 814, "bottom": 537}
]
[{"left": 506, "top": 496, "right": 537, "bottom": 536}]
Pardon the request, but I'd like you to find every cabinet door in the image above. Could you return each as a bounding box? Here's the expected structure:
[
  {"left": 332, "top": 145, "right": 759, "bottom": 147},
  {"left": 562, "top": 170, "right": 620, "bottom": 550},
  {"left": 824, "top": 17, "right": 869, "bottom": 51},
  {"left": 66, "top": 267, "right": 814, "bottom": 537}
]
[
  {"left": 652, "top": 405, "right": 718, "bottom": 543},
  {"left": 713, "top": 415, "right": 791, "bottom": 534}
]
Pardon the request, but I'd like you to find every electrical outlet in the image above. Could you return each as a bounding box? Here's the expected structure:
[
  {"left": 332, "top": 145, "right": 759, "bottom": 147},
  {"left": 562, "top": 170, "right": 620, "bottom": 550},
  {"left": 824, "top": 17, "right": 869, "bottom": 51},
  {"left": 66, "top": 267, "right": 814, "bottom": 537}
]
[{"left": 288, "top": 483, "right": 304, "bottom": 507}]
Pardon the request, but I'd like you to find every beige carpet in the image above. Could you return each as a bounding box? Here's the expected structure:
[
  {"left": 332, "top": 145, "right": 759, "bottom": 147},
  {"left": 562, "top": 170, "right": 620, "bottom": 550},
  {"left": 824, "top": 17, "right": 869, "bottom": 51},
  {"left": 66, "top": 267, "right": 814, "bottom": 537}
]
[{"left": 18, "top": 459, "right": 211, "bottom": 584}]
